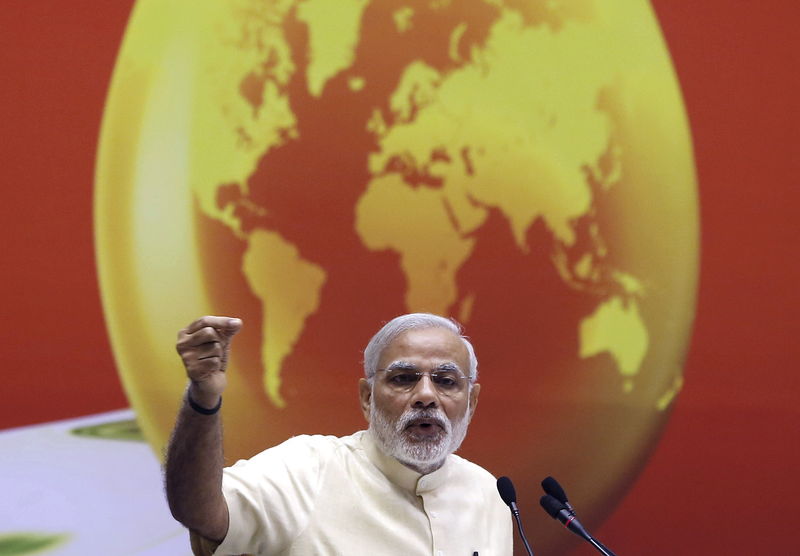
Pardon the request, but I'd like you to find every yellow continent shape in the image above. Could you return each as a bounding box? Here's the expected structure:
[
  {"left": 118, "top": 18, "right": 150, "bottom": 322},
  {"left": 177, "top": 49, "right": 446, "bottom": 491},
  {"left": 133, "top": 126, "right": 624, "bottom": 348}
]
[
  {"left": 296, "top": 0, "right": 369, "bottom": 97},
  {"left": 242, "top": 230, "right": 327, "bottom": 407},
  {"left": 579, "top": 296, "right": 649, "bottom": 386}
]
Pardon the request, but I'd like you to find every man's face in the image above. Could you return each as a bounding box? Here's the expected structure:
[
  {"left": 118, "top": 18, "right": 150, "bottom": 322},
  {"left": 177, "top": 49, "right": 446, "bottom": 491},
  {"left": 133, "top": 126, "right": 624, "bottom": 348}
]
[{"left": 359, "top": 327, "right": 481, "bottom": 473}]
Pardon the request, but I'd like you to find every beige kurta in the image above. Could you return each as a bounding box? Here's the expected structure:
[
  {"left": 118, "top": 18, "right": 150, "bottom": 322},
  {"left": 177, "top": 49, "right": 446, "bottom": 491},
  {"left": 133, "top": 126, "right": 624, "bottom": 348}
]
[{"left": 191, "top": 430, "right": 512, "bottom": 555}]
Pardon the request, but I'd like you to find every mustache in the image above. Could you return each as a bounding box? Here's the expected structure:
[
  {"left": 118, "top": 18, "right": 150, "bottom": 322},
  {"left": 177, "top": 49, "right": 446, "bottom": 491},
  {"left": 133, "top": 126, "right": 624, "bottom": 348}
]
[{"left": 396, "top": 408, "right": 449, "bottom": 432}]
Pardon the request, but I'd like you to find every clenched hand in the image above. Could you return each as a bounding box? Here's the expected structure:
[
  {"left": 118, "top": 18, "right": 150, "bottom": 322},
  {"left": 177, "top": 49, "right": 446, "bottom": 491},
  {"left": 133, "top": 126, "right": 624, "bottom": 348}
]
[{"left": 176, "top": 316, "right": 243, "bottom": 405}]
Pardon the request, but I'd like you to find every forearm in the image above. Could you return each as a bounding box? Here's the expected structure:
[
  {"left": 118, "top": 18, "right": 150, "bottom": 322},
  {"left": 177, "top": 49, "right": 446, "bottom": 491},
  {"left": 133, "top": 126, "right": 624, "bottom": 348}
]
[{"left": 165, "top": 385, "right": 229, "bottom": 542}]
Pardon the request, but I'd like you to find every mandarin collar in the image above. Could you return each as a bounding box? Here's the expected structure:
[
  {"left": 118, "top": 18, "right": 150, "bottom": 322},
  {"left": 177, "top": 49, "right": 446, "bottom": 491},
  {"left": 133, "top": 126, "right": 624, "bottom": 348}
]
[{"left": 360, "top": 430, "right": 451, "bottom": 494}]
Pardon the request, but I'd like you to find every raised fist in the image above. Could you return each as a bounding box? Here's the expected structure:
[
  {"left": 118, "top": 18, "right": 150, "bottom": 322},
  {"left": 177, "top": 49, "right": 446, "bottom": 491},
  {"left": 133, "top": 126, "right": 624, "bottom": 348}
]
[{"left": 176, "top": 316, "right": 243, "bottom": 399}]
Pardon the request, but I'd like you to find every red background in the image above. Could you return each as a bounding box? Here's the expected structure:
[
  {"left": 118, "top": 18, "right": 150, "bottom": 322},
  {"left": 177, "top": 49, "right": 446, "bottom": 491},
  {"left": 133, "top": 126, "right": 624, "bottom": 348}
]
[{"left": 1, "top": 2, "right": 798, "bottom": 553}]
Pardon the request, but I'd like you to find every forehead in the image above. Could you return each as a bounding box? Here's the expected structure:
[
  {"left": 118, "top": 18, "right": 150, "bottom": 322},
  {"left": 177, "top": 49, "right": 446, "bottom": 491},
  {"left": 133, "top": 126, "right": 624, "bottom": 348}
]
[{"left": 378, "top": 327, "right": 469, "bottom": 369}]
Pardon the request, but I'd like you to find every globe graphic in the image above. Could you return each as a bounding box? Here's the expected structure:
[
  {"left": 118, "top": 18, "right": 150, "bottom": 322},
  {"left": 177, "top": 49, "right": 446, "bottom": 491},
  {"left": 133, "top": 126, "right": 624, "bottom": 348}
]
[{"left": 95, "top": 0, "right": 697, "bottom": 552}]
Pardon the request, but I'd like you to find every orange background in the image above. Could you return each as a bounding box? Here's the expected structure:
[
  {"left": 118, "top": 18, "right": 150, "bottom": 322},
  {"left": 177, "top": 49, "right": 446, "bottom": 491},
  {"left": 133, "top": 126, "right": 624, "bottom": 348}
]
[{"left": 1, "top": 2, "right": 798, "bottom": 554}]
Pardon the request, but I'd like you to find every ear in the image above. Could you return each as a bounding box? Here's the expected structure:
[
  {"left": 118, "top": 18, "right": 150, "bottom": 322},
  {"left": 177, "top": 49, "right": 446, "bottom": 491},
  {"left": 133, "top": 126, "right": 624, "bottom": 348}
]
[
  {"left": 467, "top": 382, "right": 481, "bottom": 422},
  {"left": 358, "top": 378, "right": 372, "bottom": 422}
]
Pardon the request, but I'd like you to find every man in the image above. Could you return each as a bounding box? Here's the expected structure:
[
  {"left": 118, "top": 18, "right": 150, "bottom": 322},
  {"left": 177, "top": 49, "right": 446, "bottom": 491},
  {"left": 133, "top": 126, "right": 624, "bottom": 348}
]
[{"left": 165, "top": 313, "right": 512, "bottom": 555}]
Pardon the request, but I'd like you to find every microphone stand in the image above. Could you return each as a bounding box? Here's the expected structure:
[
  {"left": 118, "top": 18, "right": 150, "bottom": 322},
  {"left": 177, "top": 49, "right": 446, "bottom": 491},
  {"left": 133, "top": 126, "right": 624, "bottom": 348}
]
[
  {"left": 587, "top": 536, "right": 617, "bottom": 556},
  {"left": 510, "top": 503, "right": 534, "bottom": 556}
]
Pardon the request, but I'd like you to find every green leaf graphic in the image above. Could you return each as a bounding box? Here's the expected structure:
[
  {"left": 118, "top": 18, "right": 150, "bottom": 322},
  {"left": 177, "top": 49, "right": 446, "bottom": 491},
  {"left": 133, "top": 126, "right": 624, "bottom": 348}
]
[
  {"left": 0, "top": 533, "right": 69, "bottom": 555},
  {"left": 71, "top": 418, "right": 144, "bottom": 442}
]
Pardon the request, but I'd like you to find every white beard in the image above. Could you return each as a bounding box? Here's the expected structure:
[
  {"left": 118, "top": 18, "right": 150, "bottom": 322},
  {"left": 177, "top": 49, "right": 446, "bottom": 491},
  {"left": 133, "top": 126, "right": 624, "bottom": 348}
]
[{"left": 368, "top": 395, "right": 471, "bottom": 474}]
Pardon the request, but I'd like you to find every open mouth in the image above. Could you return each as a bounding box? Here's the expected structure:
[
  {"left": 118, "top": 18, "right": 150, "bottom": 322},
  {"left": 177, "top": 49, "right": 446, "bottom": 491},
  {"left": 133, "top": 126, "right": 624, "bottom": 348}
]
[{"left": 404, "top": 417, "right": 445, "bottom": 436}]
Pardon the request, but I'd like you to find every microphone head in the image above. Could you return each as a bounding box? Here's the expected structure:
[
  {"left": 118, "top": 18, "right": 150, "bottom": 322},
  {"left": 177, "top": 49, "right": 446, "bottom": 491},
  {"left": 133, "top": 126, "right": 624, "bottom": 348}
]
[
  {"left": 496, "top": 476, "right": 517, "bottom": 507},
  {"left": 541, "top": 476, "right": 569, "bottom": 504},
  {"left": 539, "top": 494, "right": 566, "bottom": 519}
]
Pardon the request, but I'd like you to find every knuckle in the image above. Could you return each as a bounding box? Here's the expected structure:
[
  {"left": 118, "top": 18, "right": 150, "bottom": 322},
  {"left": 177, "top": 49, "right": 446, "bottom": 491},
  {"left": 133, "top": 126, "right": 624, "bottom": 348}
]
[
  {"left": 199, "top": 327, "right": 219, "bottom": 341},
  {"left": 200, "top": 357, "right": 222, "bottom": 372}
]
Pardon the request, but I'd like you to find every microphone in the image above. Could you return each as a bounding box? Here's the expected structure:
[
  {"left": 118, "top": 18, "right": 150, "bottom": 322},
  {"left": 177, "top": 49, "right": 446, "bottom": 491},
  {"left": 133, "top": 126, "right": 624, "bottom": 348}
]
[
  {"left": 496, "top": 476, "right": 535, "bottom": 556},
  {"left": 539, "top": 494, "right": 591, "bottom": 540},
  {"left": 496, "top": 476, "right": 518, "bottom": 515},
  {"left": 539, "top": 494, "right": 617, "bottom": 556},
  {"left": 541, "top": 476, "right": 575, "bottom": 515}
]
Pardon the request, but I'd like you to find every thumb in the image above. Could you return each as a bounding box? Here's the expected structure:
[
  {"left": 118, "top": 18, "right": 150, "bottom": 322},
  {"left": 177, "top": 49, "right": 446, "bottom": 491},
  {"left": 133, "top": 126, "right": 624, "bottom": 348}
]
[{"left": 221, "top": 318, "right": 243, "bottom": 338}]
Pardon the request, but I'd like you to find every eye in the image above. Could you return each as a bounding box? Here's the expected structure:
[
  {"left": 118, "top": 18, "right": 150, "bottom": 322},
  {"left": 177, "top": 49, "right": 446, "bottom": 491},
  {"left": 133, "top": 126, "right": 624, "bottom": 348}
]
[
  {"left": 433, "top": 372, "right": 459, "bottom": 389},
  {"left": 389, "top": 372, "right": 419, "bottom": 386}
]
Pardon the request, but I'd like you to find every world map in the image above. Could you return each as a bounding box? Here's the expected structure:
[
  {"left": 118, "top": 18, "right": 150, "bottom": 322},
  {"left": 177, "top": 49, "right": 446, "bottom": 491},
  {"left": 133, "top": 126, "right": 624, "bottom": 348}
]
[
  {"left": 185, "top": 0, "right": 655, "bottom": 408},
  {"left": 98, "top": 0, "right": 697, "bottom": 547}
]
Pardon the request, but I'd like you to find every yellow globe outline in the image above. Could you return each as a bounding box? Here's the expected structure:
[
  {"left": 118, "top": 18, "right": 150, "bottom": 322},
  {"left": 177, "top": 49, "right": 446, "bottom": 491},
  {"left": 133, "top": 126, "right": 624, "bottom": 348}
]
[{"left": 95, "top": 1, "right": 698, "bottom": 551}]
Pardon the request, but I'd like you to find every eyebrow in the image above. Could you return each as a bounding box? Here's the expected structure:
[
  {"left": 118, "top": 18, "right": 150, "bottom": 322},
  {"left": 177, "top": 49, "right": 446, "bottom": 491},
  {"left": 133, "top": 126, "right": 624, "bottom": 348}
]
[
  {"left": 384, "top": 360, "right": 464, "bottom": 374},
  {"left": 385, "top": 360, "right": 417, "bottom": 371},
  {"left": 434, "top": 362, "right": 463, "bottom": 374}
]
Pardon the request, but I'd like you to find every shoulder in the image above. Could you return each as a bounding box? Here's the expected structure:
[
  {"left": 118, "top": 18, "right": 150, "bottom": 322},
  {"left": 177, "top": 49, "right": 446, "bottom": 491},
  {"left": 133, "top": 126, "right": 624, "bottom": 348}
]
[
  {"left": 221, "top": 433, "right": 361, "bottom": 505},
  {"left": 230, "top": 432, "right": 362, "bottom": 470},
  {"left": 446, "top": 454, "right": 503, "bottom": 499},
  {"left": 448, "top": 453, "right": 497, "bottom": 482}
]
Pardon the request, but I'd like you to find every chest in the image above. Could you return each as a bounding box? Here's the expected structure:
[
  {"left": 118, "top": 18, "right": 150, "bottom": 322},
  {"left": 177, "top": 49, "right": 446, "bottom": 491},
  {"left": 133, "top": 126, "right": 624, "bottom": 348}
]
[{"left": 284, "top": 463, "right": 506, "bottom": 556}]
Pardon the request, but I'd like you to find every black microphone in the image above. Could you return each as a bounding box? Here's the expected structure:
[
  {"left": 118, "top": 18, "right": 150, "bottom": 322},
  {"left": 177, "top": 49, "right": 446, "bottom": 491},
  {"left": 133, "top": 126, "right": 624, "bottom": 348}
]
[
  {"left": 539, "top": 495, "right": 617, "bottom": 556},
  {"left": 541, "top": 476, "right": 575, "bottom": 515},
  {"left": 496, "top": 476, "right": 534, "bottom": 556}
]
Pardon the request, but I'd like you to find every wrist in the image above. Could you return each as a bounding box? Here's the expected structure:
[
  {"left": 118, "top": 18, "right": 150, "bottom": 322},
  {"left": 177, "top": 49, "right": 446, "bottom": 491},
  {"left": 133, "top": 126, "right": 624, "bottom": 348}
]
[{"left": 186, "top": 385, "right": 222, "bottom": 415}]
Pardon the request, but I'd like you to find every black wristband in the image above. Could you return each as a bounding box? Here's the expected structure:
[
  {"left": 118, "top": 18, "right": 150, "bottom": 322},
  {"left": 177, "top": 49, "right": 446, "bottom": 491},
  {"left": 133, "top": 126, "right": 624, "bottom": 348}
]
[{"left": 187, "top": 391, "right": 222, "bottom": 415}]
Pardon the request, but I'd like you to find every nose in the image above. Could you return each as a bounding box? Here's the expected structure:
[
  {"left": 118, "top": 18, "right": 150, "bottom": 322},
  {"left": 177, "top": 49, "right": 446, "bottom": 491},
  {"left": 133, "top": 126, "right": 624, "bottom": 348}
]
[{"left": 410, "top": 373, "right": 439, "bottom": 408}]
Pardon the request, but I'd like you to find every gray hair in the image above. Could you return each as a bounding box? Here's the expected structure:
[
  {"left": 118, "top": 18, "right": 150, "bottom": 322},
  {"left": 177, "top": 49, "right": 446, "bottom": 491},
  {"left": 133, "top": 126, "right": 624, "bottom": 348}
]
[{"left": 363, "top": 313, "right": 478, "bottom": 384}]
